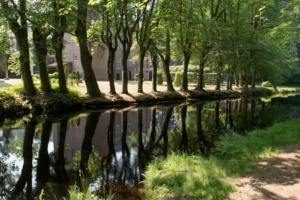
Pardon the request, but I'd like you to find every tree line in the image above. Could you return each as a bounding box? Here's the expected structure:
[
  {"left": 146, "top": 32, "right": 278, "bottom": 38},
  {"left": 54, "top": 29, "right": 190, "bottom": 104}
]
[{"left": 0, "top": 0, "right": 299, "bottom": 97}]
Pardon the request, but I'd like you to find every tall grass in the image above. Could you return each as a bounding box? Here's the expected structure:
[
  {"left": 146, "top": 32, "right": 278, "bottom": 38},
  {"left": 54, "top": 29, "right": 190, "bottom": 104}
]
[
  {"left": 143, "top": 153, "right": 235, "bottom": 199},
  {"left": 143, "top": 119, "right": 300, "bottom": 199}
]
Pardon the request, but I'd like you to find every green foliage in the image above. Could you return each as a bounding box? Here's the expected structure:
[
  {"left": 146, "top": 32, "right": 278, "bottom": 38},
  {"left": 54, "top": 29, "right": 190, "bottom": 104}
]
[
  {"left": 261, "top": 81, "right": 273, "bottom": 87},
  {"left": 43, "top": 84, "right": 81, "bottom": 113},
  {"left": 204, "top": 73, "right": 217, "bottom": 85},
  {"left": 170, "top": 65, "right": 198, "bottom": 72},
  {"left": 157, "top": 70, "right": 163, "bottom": 85},
  {"left": 144, "top": 153, "right": 235, "bottom": 199},
  {"left": 7, "top": 52, "right": 21, "bottom": 76},
  {"left": 72, "top": 147, "right": 102, "bottom": 179},
  {"left": 0, "top": 84, "right": 29, "bottom": 114},
  {"left": 173, "top": 71, "right": 183, "bottom": 87}
]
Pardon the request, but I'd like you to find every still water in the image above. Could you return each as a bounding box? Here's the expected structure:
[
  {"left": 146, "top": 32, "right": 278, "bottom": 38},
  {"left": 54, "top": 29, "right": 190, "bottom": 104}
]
[{"left": 1, "top": 95, "right": 299, "bottom": 199}]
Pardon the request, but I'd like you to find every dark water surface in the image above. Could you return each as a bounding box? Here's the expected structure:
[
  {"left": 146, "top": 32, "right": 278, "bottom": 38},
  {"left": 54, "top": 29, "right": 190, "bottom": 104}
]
[{"left": 1, "top": 95, "right": 300, "bottom": 199}]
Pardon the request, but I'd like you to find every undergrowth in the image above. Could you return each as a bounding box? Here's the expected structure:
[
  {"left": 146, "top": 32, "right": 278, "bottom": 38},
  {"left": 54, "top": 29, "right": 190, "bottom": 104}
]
[{"left": 0, "top": 83, "right": 82, "bottom": 115}]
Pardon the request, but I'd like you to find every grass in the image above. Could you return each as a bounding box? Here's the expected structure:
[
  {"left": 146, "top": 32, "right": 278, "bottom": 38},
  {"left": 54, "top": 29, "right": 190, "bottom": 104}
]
[
  {"left": 143, "top": 119, "right": 300, "bottom": 199},
  {"left": 143, "top": 154, "right": 235, "bottom": 199},
  {"left": 275, "top": 86, "right": 300, "bottom": 93},
  {"left": 0, "top": 83, "right": 83, "bottom": 115}
]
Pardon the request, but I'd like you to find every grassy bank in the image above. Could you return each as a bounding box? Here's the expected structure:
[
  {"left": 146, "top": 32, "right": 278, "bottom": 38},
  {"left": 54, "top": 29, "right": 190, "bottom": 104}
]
[
  {"left": 0, "top": 82, "right": 299, "bottom": 116},
  {"left": 143, "top": 119, "right": 300, "bottom": 199}
]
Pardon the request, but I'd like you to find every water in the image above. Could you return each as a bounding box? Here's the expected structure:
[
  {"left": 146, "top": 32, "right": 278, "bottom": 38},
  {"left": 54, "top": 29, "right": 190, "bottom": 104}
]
[{"left": 1, "top": 95, "right": 299, "bottom": 199}]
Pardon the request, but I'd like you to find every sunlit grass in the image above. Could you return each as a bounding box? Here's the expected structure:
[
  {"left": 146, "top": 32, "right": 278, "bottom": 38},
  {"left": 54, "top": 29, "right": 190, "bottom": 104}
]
[
  {"left": 214, "top": 119, "right": 300, "bottom": 176},
  {"left": 143, "top": 154, "right": 235, "bottom": 199},
  {"left": 276, "top": 86, "right": 300, "bottom": 93},
  {"left": 143, "top": 119, "right": 300, "bottom": 199}
]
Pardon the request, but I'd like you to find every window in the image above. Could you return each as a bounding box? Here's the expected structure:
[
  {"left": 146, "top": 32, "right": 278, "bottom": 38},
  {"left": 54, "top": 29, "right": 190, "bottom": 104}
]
[{"left": 74, "top": 55, "right": 78, "bottom": 61}]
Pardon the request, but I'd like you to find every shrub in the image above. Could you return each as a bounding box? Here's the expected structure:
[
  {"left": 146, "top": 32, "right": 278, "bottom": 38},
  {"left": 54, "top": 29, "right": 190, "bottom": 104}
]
[
  {"left": 261, "top": 81, "right": 273, "bottom": 87},
  {"left": 52, "top": 72, "right": 59, "bottom": 79},
  {"left": 157, "top": 70, "right": 163, "bottom": 85},
  {"left": 173, "top": 71, "right": 183, "bottom": 87},
  {"left": 33, "top": 74, "right": 40, "bottom": 79},
  {"left": 204, "top": 73, "right": 217, "bottom": 85}
]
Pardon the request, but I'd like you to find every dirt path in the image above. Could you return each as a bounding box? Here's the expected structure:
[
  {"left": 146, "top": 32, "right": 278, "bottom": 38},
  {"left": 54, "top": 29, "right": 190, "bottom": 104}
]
[{"left": 228, "top": 144, "right": 300, "bottom": 200}]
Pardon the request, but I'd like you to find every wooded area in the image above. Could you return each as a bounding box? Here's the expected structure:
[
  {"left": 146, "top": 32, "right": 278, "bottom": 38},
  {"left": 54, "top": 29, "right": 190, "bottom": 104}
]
[{"left": 0, "top": 0, "right": 299, "bottom": 96}]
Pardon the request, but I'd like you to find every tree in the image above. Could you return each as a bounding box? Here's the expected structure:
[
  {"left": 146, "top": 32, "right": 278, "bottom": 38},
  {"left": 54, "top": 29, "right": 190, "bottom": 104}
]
[
  {"left": 0, "top": 0, "right": 36, "bottom": 95},
  {"left": 151, "top": 0, "right": 176, "bottom": 92},
  {"left": 94, "top": 0, "right": 119, "bottom": 94},
  {"left": 28, "top": 0, "right": 53, "bottom": 94},
  {"left": 136, "top": 0, "right": 156, "bottom": 93},
  {"left": 51, "top": 0, "right": 70, "bottom": 94},
  {"left": 75, "top": 0, "right": 101, "bottom": 97},
  {"left": 171, "top": 0, "right": 197, "bottom": 91},
  {"left": 116, "top": 0, "right": 143, "bottom": 94}
]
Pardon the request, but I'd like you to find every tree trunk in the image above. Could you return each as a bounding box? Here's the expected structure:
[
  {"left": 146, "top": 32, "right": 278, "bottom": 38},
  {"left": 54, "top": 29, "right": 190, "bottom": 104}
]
[
  {"left": 181, "top": 52, "right": 190, "bottom": 91},
  {"left": 150, "top": 52, "right": 158, "bottom": 92},
  {"left": 234, "top": 72, "right": 239, "bottom": 87},
  {"left": 1, "top": 0, "right": 36, "bottom": 95},
  {"left": 251, "top": 69, "right": 255, "bottom": 89},
  {"left": 107, "top": 47, "right": 117, "bottom": 94},
  {"left": 215, "top": 60, "right": 222, "bottom": 91},
  {"left": 158, "top": 30, "right": 175, "bottom": 92},
  {"left": 52, "top": 8, "right": 68, "bottom": 94},
  {"left": 215, "top": 75, "right": 221, "bottom": 91},
  {"left": 33, "top": 29, "right": 52, "bottom": 95},
  {"left": 197, "top": 55, "right": 205, "bottom": 91},
  {"left": 138, "top": 50, "right": 146, "bottom": 93},
  {"left": 196, "top": 46, "right": 209, "bottom": 91},
  {"left": 75, "top": 0, "right": 101, "bottom": 97},
  {"left": 121, "top": 41, "right": 131, "bottom": 94}
]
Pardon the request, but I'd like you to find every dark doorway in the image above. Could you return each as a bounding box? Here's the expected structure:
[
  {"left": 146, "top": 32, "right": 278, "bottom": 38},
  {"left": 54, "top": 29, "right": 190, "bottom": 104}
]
[
  {"left": 129, "top": 71, "right": 132, "bottom": 80},
  {"left": 149, "top": 71, "right": 153, "bottom": 81}
]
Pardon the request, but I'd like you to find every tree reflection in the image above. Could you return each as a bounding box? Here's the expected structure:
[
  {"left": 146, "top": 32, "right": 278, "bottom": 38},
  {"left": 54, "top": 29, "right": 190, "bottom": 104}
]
[
  {"left": 55, "top": 118, "right": 69, "bottom": 183},
  {"left": 121, "top": 111, "right": 130, "bottom": 158},
  {"left": 196, "top": 103, "right": 209, "bottom": 156},
  {"left": 11, "top": 119, "right": 37, "bottom": 199},
  {"left": 36, "top": 119, "right": 52, "bottom": 195},
  {"left": 81, "top": 112, "right": 101, "bottom": 176},
  {"left": 179, "top": 106, "right": 188, "bottom": 151},
  {"left": 155, "top": 107, "right": 173, "bottom": 158}
]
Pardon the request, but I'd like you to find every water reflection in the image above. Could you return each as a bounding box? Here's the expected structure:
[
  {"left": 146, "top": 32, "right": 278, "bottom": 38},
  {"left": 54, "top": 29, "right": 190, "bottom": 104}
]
[{"left": 0, "top": 96, "right": 296, "bottom": 199}]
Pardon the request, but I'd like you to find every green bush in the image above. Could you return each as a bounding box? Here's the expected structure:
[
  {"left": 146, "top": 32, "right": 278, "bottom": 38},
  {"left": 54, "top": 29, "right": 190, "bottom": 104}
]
[
  {"left": 261, "top": 81, "right": 273, "bottom": 87},
  {"left": 173, "top": 71, "right": 183, "bottom": 87},
  {"left": 33, "top": 74, "right": 40, "bottom": 79},
  {"left": 52, "top": 72, "right": 59, "bottom": 79},
  {"left": 204, "top": 73, "right": 217, "bottom": 85},
  {"left": 157, "top": 70, "right": 163, "bottom": 85}
]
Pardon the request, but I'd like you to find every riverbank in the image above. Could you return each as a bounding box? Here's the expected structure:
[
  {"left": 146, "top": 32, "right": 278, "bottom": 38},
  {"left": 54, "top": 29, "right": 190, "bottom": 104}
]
[
  {"left": 0, "top": 79, "right": 296, "bottom": 116},
  {"left": 142, "top": 119, "right": 300, "bottom": 199}
]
